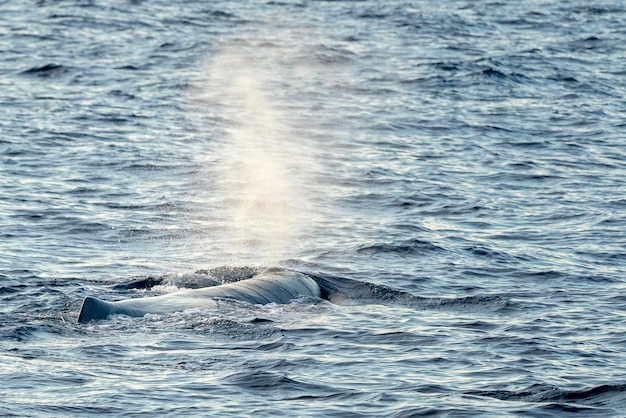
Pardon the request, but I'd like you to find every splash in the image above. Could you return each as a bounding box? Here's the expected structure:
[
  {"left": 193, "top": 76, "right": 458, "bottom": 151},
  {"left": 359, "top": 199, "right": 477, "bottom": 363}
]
[{"left": 190, "top": 37, "right": 320, "bottom": 265}]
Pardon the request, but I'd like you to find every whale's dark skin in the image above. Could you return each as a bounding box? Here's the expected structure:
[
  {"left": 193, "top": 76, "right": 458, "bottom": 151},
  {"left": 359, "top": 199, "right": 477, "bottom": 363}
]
[
  {"left": 77, "top": 268, "right": 506, "bottom": 323},
  {"left": 78, "top": 269, "right": 321, "bottom": 323}
]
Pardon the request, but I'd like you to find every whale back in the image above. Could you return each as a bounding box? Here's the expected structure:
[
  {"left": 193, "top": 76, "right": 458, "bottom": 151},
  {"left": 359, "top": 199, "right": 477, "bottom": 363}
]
[
  {"left": 195, "top": 269, "right": 321, "bottom": 304},
  {"left": 78, "top": 269, "right": 321, "bottom": 323}
]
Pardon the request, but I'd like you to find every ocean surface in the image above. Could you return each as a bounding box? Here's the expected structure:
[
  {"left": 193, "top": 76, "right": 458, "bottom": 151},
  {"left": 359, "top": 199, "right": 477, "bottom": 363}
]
[{"left": 2, "top": 0, "right": 626, "bottom": 416}]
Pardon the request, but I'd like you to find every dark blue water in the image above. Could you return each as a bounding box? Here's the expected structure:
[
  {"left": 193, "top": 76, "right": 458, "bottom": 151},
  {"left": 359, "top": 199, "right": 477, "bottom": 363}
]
[{"left": 2, "top": 0, "right": 626, "bottom": 416}]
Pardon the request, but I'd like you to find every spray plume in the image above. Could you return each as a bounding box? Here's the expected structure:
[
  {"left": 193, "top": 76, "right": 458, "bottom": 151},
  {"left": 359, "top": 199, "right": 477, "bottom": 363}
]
[{"left": 190, "top": 35, "right": 321, "bottom": 266}]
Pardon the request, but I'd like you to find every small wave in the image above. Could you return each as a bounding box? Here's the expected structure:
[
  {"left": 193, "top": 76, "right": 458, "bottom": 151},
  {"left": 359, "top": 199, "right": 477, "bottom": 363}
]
[
  {"left": 467, "top": 383, "right": 626, "bottom": 408},
  {"left": 355, "top": 238, "right": 445, "bottom": 256},
  {"left": 424, "top": 295, "right": 509, "bottom": 312},
  {"left": 308, "top": 44, "right": 356, "bottom": 66},
  {"left": 20, "top": 64, "right": 69, "bottom": 77},
  {"left": 462, "top": 245, "right": 528, "bottom": 264},
  {"left": 223, "top": 370, "right": 333, "bottom": 394},
  {"left": 0, "top": 285, "right": 26, "bottom": 295},
  {"left": 482, "top": 68, "right": 507, "bottom": 78},
  {"left": 253, "top": 341, "right": 294, "bottom": 351},
  {"left": 124, "top": 163, "right": 179, "bottom": 172},
  {"left": 2, "top": 325, "right": 38, "bottom": 342}
]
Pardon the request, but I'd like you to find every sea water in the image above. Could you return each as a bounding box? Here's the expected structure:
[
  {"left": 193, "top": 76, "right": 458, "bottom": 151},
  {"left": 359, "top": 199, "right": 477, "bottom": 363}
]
[{"left": 1, "top": 0, "right": 626, "bottom": 416}]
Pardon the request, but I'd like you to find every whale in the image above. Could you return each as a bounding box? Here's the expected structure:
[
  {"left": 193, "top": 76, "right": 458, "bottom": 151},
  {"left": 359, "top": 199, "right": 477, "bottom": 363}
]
[
  {"left": 77, "top": 267, "right": 509, "bottom": 323},
  {"left": 78, "top": 268, "right": 321, "bottom": 323}
]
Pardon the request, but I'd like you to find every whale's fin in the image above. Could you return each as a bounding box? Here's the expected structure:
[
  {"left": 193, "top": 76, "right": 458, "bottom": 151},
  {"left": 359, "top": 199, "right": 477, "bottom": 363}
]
[{"left": 78, "top": 296, "right": 115, "bottom": 323}]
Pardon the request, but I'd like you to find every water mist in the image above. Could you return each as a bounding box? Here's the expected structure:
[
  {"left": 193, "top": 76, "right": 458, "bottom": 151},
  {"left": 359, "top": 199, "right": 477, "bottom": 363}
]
[{"left": 190, "top": 38, "right": 321, "bottom": 266}]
